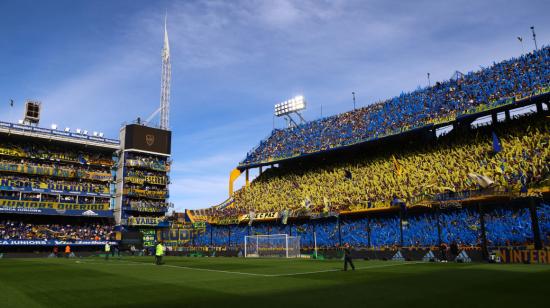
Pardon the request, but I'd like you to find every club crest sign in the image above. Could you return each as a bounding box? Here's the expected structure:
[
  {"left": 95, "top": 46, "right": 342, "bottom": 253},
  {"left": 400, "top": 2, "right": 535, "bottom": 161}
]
[{"left": 145, "top": 134, "right": 155, "bottom": 146}]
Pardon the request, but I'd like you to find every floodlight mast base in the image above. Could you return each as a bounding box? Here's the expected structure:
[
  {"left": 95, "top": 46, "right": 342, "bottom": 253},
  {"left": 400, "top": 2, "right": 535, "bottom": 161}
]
[{"left": 283, "top": 111, "right": 306, "bottom": 128}]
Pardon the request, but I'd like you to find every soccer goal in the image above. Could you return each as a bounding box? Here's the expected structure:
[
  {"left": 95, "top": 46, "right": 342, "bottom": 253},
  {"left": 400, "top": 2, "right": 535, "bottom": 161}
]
[{"left": 244, "top": 234, "right": 301, "bottom": 258}]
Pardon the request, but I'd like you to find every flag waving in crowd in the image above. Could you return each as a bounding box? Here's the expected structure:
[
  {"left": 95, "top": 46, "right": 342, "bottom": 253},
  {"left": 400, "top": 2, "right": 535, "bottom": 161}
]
[{"left": 492, "top": 131, "right": 502, "bottom": 153}]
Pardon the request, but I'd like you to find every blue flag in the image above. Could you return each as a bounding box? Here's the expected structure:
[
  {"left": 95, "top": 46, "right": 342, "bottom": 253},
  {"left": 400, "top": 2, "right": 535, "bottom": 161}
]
[{"left": 492, "top": 132, "right": 502, "bottom": 153}]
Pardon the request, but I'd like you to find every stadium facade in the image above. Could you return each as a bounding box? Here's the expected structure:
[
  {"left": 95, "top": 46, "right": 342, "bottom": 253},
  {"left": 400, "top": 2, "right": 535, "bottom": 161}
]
[
  {"left": 0, "top": 119, "right": 172, "bottom": 253},
  {"left": 0, "top": 22, "right": 173, "bottom": 256}
]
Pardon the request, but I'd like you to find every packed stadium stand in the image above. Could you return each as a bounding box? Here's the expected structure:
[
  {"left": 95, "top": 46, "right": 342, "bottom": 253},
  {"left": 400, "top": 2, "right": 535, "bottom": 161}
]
[
  {"left": 0, "top": 129, "right": 119, "bottom": 255},
  {"left": 179, "top": 47, "right": 550, "bottom": 261},
  {"left": 241, "top": 46, "right": 550, "bottom": 166}
]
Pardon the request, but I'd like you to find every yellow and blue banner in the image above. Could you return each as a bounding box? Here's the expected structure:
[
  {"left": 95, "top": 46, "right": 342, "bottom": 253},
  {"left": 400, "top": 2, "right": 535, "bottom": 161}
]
[{"left": 0, "top": 199, "right": 112, "bottom": 217}]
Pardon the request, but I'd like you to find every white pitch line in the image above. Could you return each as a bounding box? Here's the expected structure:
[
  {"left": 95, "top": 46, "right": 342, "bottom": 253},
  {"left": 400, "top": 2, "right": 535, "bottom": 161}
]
[
  {"left": 270, "top": 261, "right": 422, "bottom": 277},
  {"left": 77, "top": 260, "right": 272, "bottom": 277},
  {"left": 76, "top": 259, "right": 423, "bottom": 278}
]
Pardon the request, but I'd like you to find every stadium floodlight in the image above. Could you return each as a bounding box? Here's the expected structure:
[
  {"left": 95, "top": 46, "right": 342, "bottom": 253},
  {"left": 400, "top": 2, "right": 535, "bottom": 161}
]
[
  {"left": 83, "top": 130, "right": 88, "bottom": 135},
  {"left": 76, "top": 128, "right": 81, "bottom": 134},
  {"left": 274, "top": 95, "right": 306, "bottom": 117},
  {"left": 18, "top": 120, "right": 24, "bottom": 124},
  {"left": 274, "top": 95, "right": 307, "bottom": 128},
  {"left": 99, "top": 132, "right": 104, "bottom": 137},
  {"left": 92, "top": 131, "right": 98, "bottom": 136},
  {"left": 64, "top": 127, "right": 70, "bottom": 132},
  {"left": 51, "top": 124, "right": 58, "bottom": 130}
]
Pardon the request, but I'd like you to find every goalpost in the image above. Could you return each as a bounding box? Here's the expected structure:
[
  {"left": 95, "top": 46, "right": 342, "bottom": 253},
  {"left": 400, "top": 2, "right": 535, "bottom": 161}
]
[{"left": 244, "top": 234, "right": 301, "bottom": 258}]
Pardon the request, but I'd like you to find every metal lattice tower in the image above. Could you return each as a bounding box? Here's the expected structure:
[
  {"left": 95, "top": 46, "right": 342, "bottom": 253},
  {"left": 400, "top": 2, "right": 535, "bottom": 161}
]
[{"left": 160, "top": 16, "right": 171, "bottom": 130}]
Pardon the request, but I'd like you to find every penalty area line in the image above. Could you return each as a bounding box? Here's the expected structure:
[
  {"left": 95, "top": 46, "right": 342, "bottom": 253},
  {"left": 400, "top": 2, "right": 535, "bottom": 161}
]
[
  {"left": 77, "top": 259, "right": 273, "bottom": 277},
  {"left": 75, "top": 259, "right": 423, "bottom": 278},
  {"left": 269, "top": 261, "right": 423, "bottom": 277}
]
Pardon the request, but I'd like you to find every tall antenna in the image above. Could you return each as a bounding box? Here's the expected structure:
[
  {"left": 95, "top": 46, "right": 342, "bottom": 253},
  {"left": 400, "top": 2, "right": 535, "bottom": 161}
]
[{"left": 160, "top": 14, "right": 171, "bottom": 130}]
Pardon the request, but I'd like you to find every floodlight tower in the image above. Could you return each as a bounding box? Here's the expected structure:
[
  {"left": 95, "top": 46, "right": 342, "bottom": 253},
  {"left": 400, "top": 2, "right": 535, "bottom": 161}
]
[
  {"left": 274, "top": 95, "right": 307, "bottom": 128},
  {"left": 160, "top": 16, "right": 171, "bottom": 130}
]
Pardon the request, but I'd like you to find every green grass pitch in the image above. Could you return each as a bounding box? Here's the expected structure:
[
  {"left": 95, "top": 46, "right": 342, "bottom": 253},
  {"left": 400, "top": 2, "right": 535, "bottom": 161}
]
[{"left": 1, "top": 257, "right": 549, "bottom": 307}]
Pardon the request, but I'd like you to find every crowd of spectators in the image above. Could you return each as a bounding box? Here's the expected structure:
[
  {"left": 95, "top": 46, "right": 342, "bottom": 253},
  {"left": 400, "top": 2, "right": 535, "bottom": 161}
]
[
  {"left": 229, "top": 224, "right": 248, "bottom": 246},
  {"left": 0, "top": 157, "right": 112, "bottom": 181},
  {"left": 0, "top": 142, "right": 114, "bottom": 166},
  {"left": 231, "top": 117, "right": 549, "bottom": 214},
  {"left": 484, "top": 207, "right": 533, "bottom": 246},
  {"left": 370, "top": 216, "right": 401, "bottom": 247},
  {"left": 243, "top": 46, "right": 550, "bottom": 165},
  {"left": 193, "top": 225, "right": 211, "bottom": 246},
  {"left": 123, "top": 152, "right": 169, "bottom": 217},
  {"left": 402, "top": 213, "right": 439, "bottom": 247},
  {"left": 0, "top": 175, "right": 109, "bottom": 193},
  {"left": 128, "top": 200, "right": 170, "bottom": 212},
  {"left": 0, "top": 220, "right": 113, "bottom": 241},
  {"left": 0, "top": 190, "right": 108, "bottom": 204},
  {"left": 186, "top": 201, "right": 550, "bottom": 249},
  {"left": 439, "top": 207, "right": 481, "bottom": 246},
  {"left": 125, "top": 153, "right": 168, "bottom": 172}
]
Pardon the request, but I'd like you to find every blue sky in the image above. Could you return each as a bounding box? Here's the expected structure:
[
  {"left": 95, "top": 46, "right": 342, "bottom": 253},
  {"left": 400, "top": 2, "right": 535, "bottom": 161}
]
[{"left": 0, "top": 0, "right": 549, "bottom": 210}]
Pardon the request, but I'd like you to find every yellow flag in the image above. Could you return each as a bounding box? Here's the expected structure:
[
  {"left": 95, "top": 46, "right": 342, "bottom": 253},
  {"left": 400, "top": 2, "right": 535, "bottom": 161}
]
[{"left": 392, "top": 155, "right": 402, "bottom": 176}]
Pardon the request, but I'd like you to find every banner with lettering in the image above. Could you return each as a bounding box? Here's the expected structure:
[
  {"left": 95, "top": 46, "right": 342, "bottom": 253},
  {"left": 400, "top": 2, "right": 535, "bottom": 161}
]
[
  {"left": 239, "top": 212, "right": 279, "bottom": 222},
  {"left": 125, "top": 175, "right": 167, "bottom": 185},
  {"left": 127, "top": 217, "right": 168, "bottom": 226},
  {"left": 496, "top": 248, "right": 550, "bottom": 264},
  {"left": 0, "top": 199, "right": 112, "bottom": 217},
  {"left": 0, "top": 240, "right": 118, "bottom": 246},
  {"left": 159, "top": 227, "right": 193, "bottom": 247}
]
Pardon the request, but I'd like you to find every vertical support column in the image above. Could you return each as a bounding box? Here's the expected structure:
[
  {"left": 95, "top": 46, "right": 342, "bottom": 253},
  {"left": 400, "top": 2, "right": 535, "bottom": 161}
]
[
  {"left": 245, "top": 169, "right": 250, "bottom": 187},
  {"left": 399, "top": 208, "right": 405, "bottom": 247},
  {"left": 478, "top": 203, "right": 489, "bottom": 261},
  {"left": 504, "top": 110, "right": 511, "bottom": 122},
  {"left": 491, "top": 113, "right": 498, "bottom": 126},
  {"left": 337, "top": 216, "right": 342, "bottom": 246},
  {"left": 535, "top": 101, "right": 543, "bottom": 114},
  {"left": 436, "top": 204, "right": 442, "bottom": 247},
  {"left": 192, "top": 227, "right": 195, "bottom": 247},
  {"left": 228, "top": 226, "right": 231, "bottom": 247},
  {"left": 367, "top": 216, "right": 371, "bottom": 248},
  {"left": 259, "top": 166, "right": 263, "bottom": 175},
  {"left": 210, "top": 225, "right": 213, "bottom": 246},
  {"left": 529, "top": 197, "right": 543, "bottom": 250}
]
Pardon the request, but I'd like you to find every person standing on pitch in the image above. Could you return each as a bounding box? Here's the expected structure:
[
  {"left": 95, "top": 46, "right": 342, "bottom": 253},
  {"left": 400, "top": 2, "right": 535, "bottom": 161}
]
[
  {"left": 104, "top": 242, "right": 110, "bottom": 260},
  {"left": 343, "top": 243, "right": 355, "bottom": 271},
  {"left": 155, "top": 241, "right": 164, "bottom": 265}
]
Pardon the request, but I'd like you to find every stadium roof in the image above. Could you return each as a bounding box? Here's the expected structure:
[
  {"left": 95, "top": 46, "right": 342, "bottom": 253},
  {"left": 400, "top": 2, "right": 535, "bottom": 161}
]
[{"left": 0, "top": 120, "right": 119, "bottom": 150}]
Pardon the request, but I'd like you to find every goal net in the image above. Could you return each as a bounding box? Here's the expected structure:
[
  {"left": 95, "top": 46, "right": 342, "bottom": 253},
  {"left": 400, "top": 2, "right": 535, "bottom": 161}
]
[{"left": 244, "top": 234, "right": 301, "bottom": 258}]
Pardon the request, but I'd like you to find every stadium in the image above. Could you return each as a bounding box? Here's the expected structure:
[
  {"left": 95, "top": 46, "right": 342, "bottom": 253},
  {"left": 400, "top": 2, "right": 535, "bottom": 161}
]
[{"left": 1, "top": 2, "right": 550, "bottom": 307}]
